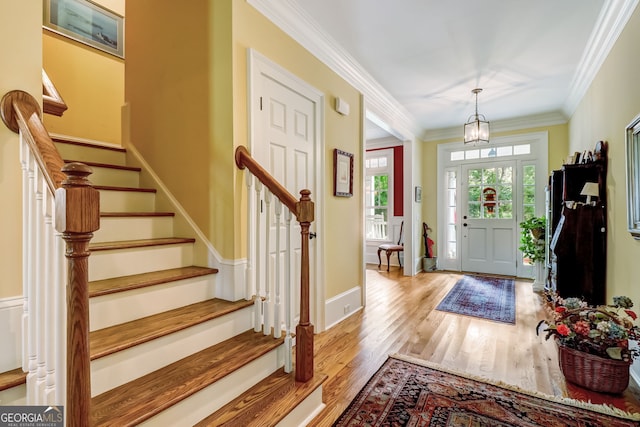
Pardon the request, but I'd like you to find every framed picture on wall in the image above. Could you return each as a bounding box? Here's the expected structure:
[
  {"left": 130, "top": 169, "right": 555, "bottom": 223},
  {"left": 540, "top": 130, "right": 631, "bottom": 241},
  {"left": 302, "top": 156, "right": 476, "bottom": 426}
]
[
  {"left": 43, "top": 0, "right": 125, "bottom": 59},
  {"left": 334, "top": 149, "right": 353, "bottom": 197}
]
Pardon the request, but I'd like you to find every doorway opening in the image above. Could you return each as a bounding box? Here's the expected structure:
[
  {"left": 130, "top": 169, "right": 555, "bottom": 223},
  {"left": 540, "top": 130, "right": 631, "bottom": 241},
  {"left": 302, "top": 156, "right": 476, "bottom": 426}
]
[{"left": 437, "top": 132, "right": 548, "bottom": 278}]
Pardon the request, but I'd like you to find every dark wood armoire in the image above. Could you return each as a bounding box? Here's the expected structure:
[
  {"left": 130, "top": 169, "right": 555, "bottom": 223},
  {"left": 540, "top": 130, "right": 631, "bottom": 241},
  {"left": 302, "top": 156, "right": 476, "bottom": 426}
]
[{"left": 548, "top": 142, "right": 607, "bottom": 305}]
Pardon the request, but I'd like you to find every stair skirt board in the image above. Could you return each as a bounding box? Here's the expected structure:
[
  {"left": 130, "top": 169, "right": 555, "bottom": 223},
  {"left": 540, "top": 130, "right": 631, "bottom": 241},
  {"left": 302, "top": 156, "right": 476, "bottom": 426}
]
[
  {"left": 279, "top": 385, "right": 326, "bottom": 427},
  {"left": 94, "top": 216, "right": 174, "bottom": 243},
  {"left": 0, "top": 383, "right": 26, "bottom": 406},
  {"left": 91, "top": 305, "right": 255, "bottom": 396},
  {"left": 89, "top": 244, "right": 194, "bottom": 282},
  {"left": 89, "top": 275, "right": 217, "bottom": 331},
  {"left": 138, "top": 346, "right": 285, "bottom": 427}
]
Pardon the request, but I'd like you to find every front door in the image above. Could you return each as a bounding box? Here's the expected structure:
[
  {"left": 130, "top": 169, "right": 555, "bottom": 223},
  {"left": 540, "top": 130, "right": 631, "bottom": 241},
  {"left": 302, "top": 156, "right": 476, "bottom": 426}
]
[{"left": 461, "top": 162, "right": 517, "bottom": 275}]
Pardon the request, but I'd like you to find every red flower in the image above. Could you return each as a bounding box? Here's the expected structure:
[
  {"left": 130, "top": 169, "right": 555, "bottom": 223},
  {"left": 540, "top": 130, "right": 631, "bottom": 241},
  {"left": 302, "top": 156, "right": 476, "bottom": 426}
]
[
  {"left": 556, "top": 324, "right": 571, "bottom": 336},
  {"left": 555, "top": 306, "right": 566, "bottom": 313},
  {"left": 625, "top": 310, "right": 637, "bottom": 320}
]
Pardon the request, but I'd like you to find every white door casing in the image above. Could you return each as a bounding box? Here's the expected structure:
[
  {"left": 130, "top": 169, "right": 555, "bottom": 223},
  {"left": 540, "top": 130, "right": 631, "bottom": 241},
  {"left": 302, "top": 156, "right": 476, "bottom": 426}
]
[{"left": 248, "top": 49, "right": 326, "bottom": 332}]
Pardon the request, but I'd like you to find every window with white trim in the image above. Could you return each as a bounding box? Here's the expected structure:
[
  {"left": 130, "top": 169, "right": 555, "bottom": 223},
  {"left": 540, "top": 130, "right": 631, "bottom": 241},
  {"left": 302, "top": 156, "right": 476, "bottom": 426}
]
[{"left": 365, "top": 149, "right": 393, "bottom": 241}]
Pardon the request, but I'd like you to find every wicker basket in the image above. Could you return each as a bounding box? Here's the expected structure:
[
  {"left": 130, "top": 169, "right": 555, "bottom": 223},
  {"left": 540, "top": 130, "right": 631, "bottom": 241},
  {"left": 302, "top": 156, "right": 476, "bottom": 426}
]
[{"left": 559, "top": 345, "right": 631, "bottom": 394}]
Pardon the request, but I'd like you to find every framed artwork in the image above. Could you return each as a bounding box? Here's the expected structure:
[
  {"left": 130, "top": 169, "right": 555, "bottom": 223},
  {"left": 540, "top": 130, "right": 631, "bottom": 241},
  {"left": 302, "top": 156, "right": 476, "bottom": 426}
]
[
  {"left": 333, "top": 149, "right": 353, "bottom": 197},
  {"left": 43, "top": 0, "right": 125, "bottom": 59},
  {"left": 415, "top": 186, "right": 422, "bottom": 203}
]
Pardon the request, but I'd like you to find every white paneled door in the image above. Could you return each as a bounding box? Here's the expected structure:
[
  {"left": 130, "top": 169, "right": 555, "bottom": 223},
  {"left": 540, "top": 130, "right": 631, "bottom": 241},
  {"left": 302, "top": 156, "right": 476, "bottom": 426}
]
[{"left": 460, "top": 162, "right": 517, "bottom": 276}]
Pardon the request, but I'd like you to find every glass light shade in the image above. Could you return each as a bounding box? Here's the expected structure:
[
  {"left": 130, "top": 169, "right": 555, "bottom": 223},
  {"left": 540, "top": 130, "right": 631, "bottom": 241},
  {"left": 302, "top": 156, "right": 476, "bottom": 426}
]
[{"left": 464, "top": 116, "right": 490, "bottom": 144}]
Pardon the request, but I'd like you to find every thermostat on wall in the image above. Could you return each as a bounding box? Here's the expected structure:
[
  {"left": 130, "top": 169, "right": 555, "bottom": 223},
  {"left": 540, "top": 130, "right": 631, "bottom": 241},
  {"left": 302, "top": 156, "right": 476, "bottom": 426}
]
[{"left": 335, "top": 97, "right": 350, "bottom": 116}]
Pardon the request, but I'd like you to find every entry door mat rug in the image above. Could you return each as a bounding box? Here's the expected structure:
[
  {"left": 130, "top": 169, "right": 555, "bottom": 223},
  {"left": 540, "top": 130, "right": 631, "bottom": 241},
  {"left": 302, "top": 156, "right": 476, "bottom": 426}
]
[
  {"left": 333, "top": 354, "right": 640, "bottom": 427},
  {"left": 436, "top": 274, "right": 515, "bottom": 324}
]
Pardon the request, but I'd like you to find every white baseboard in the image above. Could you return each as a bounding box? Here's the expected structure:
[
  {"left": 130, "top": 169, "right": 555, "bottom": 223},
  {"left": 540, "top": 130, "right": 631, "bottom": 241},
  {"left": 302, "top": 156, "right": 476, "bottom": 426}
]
[
  {"left": 0, "top": 296, "right": 23, "bottom": 373},
  {"left": 324, "top": 286, "right": 362, "bottom": 330}
]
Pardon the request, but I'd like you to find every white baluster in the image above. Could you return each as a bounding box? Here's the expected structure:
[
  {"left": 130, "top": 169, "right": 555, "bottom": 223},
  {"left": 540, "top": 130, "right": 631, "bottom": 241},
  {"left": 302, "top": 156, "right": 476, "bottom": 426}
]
[
  {"left": 54, "top": 226, "right": 66, "bottom": 405},
  {"left": 263, "top": 189, "right": 272, "bottom": 336},
  {"left": 245, "top": 171, "right": 254, "bottom": 301},
  {"left": 43, "top": 188, "right": 56, "bottom": 404},
  {"left": 35, "top": 170, "right": 46, "bottom": 403},
  {"left": 19, "top": 138, "right": 29, "bottom": 374},
  {"left": 254, "top": 181, "right": 263, "bottom": 332},
  {"left": 284, "top": 209, "right": 293, "bottom": 373},
  {"left": 26, "top": 151, "right": 37, "bottom": 404},
  {"left": 273, "top": 199, "right": 282, "bottom": 339}
]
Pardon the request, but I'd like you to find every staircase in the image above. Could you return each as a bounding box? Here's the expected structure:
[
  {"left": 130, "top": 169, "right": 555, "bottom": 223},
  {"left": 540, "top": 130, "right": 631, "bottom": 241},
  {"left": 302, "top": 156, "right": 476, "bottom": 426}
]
[{"left": 0, "top": 135, "right": 326, "bottom": 425}]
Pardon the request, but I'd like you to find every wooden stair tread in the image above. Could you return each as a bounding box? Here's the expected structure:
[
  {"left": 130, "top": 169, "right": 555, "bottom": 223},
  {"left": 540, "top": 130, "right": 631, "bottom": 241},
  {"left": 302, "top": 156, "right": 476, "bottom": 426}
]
[
  {"left": 90, "top": 298, "right": 254, "bottom": 360},
  {"left": 0, "top": 368, "right": 26, "bottom": 391},
  {"left": 195, "top": 370, "right": 328, "bottom": 427},
  {"left": 63, "top": 159, "right": 141, "bottom": 172},
  {"left": 91, "top": 330, "right": 284, "bottom": 427},
  {"left": 94, "top": 184, "right": 156, "bottom": 193},
  {"left": 52, "top": 136, "right": 126, "bottom": 152},
  {"left": 89, "top": 237, "right": 196, "bottom": 251},
  {"left": 89, "top": 266, "right": 218, "bottom": 297},
  {"left": 100, "top": 211, "right": 175, "bottom": 217}
]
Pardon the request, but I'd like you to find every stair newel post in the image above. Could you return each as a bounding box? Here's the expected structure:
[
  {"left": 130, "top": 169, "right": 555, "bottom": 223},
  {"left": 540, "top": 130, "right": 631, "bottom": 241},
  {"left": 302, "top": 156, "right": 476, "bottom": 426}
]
[
  {"left": 55, "top": 162, "right": 100, "bottom": 427},
  {"left": 295, "top": 189, "right": 314, "bottom": 382}
]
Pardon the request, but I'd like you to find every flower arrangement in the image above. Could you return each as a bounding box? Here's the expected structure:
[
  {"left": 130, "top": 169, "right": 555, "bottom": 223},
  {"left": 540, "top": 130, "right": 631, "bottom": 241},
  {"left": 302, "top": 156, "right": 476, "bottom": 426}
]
[{"left": 537, "top": 293, "right": 640, "bottom": 362}]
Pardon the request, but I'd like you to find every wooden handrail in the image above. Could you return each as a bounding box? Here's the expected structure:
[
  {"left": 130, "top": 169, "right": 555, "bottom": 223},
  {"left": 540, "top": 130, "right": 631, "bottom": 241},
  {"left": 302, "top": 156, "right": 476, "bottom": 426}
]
[
  {"left": 2, "top": 89, "right": 98, "bottom": 426},
  {"left": 1, "top": 90, "right": 66, "bottom": 192},
  {"left": 235, "top": 145, "right": 298, "bottom": 214},
  {"left": 235, "top": 145, "right": 315, "bottom": 382},
  {"left": 42, "top": 69, "right": 68, "bottom": 117}
]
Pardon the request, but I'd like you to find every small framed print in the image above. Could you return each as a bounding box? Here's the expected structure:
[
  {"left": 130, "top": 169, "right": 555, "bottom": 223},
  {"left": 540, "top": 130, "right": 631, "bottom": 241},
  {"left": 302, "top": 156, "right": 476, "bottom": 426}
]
[
  {"left": 415, "top": 186, "right": 422, "bottom": 203},
  {"left": 333, "top": 149, "right": 353, "bottom": 197}
]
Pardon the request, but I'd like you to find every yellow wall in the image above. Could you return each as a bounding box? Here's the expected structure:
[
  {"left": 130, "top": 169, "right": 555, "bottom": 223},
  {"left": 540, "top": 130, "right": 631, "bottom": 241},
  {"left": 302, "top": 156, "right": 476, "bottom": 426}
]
[
  {"left": 0, "top": 1, "right": 42, "bottom": 298},
  {"left": 125, "top": 0, "right": 363, "bottom": 300},
  {"left": 42, "top": 0, "right": 124, "bottom": 145},
  {"left": 233, "top": 1, "right": 362, "bottom": 300},
  {"left": 421, "top": 123, "right": 569, "bottom": 247},
  {"left": 568, "top": 6, "right": 640, "bottom": 304}
]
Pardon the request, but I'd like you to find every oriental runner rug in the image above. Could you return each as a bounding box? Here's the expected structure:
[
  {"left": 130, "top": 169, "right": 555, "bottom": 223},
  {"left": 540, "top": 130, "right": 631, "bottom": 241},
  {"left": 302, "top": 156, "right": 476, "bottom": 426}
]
[
  {"left": 333, "top": 355, "right": 640, "bottom": 427},
  {"left": 436, "top": 274, "right": 515, "bottom": 324}
]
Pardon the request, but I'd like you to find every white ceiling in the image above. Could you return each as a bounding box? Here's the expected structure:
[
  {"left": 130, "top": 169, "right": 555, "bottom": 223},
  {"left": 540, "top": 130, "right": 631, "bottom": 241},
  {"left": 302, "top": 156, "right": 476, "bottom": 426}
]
[{"left": 287, "top": 0, "right": 632, "bottom": 140}]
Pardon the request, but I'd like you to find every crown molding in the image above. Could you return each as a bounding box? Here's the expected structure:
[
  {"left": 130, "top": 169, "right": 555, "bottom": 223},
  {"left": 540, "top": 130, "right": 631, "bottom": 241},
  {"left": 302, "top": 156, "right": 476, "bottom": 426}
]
[
  {"left": 563, "top": 0, "right": 639, "bottom": 117},
  {"left": 422, "top": 111, "right": 567, "bottom": 142},
  {"left": 247, "top": 0, "right": 420, "bottom": 139}
]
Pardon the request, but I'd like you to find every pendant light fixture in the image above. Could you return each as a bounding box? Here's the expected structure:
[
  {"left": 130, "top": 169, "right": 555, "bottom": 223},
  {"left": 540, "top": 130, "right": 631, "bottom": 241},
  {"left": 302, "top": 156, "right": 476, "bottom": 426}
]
[{"left": 464, "top": 88, "right": 490, "bottom": 144}]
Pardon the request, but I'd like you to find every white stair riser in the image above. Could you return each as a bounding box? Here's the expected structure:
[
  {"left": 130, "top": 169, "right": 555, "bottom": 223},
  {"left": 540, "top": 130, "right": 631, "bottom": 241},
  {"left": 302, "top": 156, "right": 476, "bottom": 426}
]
[
  {"left": 55, "top": 144, "right": 127, "bottom": 166},
  {"left": 94, "top": 216, "right": 174, "bottom": 243},
  {"left": 0, "top": 384, "right": 26, "bottom": 405},
  {"left": 139, "top": 346, "right": 285, "bottom": 427},
  {"left": 90, "top": 306, "right": 257, "bottom": 396},
  {"left": 278, "top": 385, "right": 325, "bottom": 427},
  {"left": 89, "top": 244, "right": 194, "bottom": 281},
  {"left": 88, "top": 166, "right": 140, "bottom": 188},
  {"left": 89, "top": 275, "right": 217, "bottom": 331},
  {"left": 99, "top": 190, "right": 156, "bottom": 212}
]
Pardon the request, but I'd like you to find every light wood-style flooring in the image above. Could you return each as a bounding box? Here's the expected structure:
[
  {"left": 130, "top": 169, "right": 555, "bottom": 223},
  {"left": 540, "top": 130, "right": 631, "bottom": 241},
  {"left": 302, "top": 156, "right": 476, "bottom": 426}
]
[{"left": 308, "top": 266, "right": 640, "bottom": 426}]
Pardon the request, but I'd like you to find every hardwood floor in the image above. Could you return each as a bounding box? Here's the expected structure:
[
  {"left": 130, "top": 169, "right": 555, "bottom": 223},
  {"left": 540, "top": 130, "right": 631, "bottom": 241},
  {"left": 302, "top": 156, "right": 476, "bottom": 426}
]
[{"left": 307, "top": 266, "right": 640, "bottom": 426}]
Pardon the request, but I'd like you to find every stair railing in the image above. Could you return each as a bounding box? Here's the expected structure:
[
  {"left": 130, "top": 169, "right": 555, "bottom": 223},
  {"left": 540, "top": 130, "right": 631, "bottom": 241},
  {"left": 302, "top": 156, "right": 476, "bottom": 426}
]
[
  {"left": 235, "top": 145, "right": 314, "bottom": 382},
  {"left": 1, "top": 89, "right": 98, "bottom": 426}
]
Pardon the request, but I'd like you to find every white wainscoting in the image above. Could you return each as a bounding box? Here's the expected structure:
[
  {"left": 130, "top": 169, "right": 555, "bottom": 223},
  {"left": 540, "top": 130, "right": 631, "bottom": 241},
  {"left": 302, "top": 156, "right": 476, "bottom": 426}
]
[
  {"left": 324, "top": 286, "right": 362, "bottom": 330},
  {"left": 0, "top": 296, "right": 23, "bottom": 372}
]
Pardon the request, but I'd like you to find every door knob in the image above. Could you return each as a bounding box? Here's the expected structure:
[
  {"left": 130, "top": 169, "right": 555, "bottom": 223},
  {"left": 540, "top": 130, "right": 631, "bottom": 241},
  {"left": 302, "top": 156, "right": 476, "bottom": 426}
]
[{"left": 463, "top": 223, "right": 468, "bottom": 227}]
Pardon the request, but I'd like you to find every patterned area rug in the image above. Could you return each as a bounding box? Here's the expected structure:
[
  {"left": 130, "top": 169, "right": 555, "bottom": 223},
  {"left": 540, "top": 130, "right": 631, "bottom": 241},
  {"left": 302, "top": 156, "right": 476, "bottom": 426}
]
[
  {"left": 333, "top": 355, "right": 640, "bottom": 426},
  {"left": 436, "top": 274, "right": 515, "bottom": 324}
]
